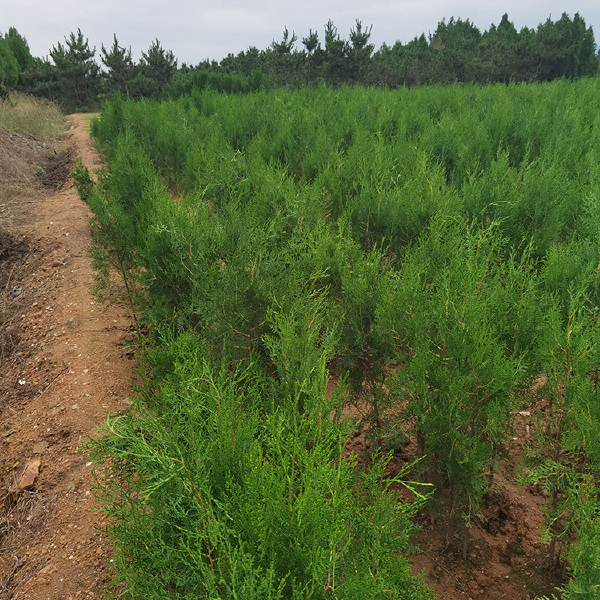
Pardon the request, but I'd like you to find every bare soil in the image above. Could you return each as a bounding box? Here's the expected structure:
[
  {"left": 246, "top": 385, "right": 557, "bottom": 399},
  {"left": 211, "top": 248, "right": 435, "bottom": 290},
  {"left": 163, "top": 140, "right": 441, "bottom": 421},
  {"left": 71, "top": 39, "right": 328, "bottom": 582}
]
[
  {"left": 0, "top": 115, "right": 564, "bottom": 600},
  {"left": 344, "top": 397, "right": 567, "bottom": 600},
  {"left": 0, "top": 115, "right": 133, "bottom": 600}
]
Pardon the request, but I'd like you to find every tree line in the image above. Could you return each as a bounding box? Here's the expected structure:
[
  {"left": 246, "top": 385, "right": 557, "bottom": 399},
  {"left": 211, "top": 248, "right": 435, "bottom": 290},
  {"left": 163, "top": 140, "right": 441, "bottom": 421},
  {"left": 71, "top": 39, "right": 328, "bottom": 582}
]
[{"left": 0, "top": 12, "right": 598, "bottom": 111}]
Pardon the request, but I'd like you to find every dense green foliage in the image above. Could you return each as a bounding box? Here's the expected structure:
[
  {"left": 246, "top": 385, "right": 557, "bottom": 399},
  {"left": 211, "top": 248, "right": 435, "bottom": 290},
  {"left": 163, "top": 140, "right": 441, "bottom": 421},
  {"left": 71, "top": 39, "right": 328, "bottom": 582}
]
[
  {"left": 78, "top": 80, "right": 600, "bottom": 597},
  {"left": 0, "top": 27, "right": 33, "bottom": 96}
]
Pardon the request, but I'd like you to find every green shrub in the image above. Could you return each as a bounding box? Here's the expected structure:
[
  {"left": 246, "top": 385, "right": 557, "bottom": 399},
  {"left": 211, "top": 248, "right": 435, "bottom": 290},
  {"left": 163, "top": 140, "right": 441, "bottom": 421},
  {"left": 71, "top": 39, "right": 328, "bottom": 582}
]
[{"left": 89, "top": 315, "right": 433, "bottom": 599}]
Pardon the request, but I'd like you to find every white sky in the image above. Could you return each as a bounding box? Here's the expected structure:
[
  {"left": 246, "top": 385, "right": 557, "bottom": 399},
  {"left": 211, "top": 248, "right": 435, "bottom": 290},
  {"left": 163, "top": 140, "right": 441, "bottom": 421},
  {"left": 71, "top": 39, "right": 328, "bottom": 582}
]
[{"left": 3, "top": 1, "right": 599, "bottom": 66}]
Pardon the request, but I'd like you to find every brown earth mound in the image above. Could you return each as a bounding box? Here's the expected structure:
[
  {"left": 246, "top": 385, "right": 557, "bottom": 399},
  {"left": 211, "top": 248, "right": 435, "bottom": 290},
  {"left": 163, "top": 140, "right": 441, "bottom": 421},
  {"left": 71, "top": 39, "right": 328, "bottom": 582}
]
[{"left": 0, "top": 126, "right": 50, "bottom": 364}]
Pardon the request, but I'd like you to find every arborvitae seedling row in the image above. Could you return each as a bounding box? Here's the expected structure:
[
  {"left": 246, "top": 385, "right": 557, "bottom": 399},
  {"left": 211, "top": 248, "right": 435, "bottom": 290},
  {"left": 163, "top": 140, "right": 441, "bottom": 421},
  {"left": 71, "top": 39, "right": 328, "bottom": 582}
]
[{"left": 78, "top": 80, "right": 600, "bottom": 598}]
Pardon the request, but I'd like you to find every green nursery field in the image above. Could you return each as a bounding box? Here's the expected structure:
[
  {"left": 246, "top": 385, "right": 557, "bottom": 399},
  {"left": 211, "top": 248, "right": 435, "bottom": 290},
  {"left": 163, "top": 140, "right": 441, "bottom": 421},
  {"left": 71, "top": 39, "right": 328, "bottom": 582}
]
[{"left": 77, "top": 80, "right": 600, "bottom": 599}]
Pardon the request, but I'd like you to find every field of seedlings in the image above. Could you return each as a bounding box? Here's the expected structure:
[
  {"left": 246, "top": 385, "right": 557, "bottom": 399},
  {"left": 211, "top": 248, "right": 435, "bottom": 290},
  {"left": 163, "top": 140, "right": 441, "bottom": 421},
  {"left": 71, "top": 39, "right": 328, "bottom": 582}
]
[{"left": 77, "top": 80, "right": 600, "bottom": 599}]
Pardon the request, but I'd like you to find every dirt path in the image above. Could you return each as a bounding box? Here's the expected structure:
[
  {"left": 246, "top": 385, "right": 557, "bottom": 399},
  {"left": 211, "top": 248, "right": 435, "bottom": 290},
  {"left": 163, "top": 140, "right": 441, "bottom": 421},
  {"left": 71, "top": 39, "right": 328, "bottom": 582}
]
[{"left": 0, "top": 114, "right": 133, "bottom": 599}]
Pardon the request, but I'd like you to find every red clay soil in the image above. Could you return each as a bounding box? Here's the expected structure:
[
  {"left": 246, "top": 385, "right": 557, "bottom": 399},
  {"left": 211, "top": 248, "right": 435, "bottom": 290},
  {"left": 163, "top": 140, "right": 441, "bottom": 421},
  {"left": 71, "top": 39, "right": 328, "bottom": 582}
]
[{"left": 0, "top": 115, "right": 565, "bottom": 600}]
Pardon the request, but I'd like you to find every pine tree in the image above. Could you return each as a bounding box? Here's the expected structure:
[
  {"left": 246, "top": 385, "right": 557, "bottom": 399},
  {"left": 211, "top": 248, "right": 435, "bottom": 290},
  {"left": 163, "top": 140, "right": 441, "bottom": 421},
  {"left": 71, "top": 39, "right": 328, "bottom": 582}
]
[
  {"left": 101, "top": 34, "right": 135, "bottom": 98},
  {"left": 50, "top": 29, "right": 99, "bottom": 111},
  {"left": 347, "top": 20, "right": 374, "bottom": 83},
  {"left": 132, "top": 39, "right": 177, "bottom": 98}
]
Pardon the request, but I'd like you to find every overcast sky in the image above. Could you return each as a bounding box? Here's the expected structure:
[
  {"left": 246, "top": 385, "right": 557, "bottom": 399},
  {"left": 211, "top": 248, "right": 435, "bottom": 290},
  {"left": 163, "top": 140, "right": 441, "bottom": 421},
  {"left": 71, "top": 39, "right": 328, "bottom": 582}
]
[{"left": 3, "top": 1, "right": 600, "bottom": 65}]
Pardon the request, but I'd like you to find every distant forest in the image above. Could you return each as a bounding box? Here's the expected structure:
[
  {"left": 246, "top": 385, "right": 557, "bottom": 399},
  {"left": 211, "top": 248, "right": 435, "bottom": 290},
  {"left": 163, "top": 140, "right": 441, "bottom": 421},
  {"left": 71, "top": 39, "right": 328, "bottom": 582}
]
[{"left": 0, "top": 12, "right": 598, "bottom": 111}]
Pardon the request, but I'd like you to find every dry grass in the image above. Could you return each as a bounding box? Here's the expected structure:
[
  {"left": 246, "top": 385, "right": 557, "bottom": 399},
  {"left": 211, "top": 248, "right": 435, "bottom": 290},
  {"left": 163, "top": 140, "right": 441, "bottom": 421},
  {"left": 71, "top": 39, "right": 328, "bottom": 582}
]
[{"left": 0, "top": 92, "right": 65, "bottom": 139}]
